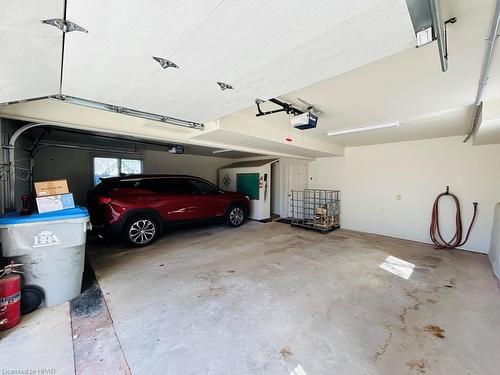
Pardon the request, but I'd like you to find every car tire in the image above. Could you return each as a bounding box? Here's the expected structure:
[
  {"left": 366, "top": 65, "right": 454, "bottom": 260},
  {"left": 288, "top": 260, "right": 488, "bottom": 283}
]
[
  {"left": 124, "top": 215, "right": 160, "bottom": 247},
  {"left": 227, "top": 205, "right": 246, "bottom": 227}
]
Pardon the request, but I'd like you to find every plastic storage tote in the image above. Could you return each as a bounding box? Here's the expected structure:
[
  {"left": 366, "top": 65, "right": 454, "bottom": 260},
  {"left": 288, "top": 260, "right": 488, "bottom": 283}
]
[{"left": 0, "top": 207, "right": 90, "bottom": 307}]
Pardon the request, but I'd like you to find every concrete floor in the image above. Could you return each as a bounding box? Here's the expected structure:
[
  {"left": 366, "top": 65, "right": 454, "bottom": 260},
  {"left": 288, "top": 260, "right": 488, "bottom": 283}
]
[
  {"left": 0, "top": 302, "right": 75, "bottom": 374},
  {"left": 88, "top": 221, "right": 500, "bottom": 374},
  {"left": 2, "top": 221, "right": 500, "bottom": 374}
]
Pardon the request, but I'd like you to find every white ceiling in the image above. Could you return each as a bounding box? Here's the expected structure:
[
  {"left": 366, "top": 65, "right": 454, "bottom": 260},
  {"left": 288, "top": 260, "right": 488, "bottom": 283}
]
[
  {"left": 190, "top": 128, "right": 334, "bottom": 159},
  {"left": 0, "top": 0, "right": 63, "bottom": 102},
  {"left": 475, "top": 98, "right": 500, "bottom": 145},
  {"left": 7, "top": 0, "right": 414, "bottom": 123},
  {"left": 231, "top": 0, "right": 500, "bottom": 147},
  {"left": 3, "top": 0, "right": 498, "bottom": 154},
  {"left": 0, "top": 97, "right": 343, "bottom": 158}
]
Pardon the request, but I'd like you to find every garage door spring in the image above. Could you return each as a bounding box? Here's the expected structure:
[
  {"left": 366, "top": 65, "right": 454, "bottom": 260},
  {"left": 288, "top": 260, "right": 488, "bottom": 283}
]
[{"left": 429, "top": 187, "right": 478, "bottom": 249}]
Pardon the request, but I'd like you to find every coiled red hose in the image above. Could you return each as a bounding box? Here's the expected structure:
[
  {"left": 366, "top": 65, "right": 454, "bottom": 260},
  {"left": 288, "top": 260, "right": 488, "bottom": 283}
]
[{"left": 429, "top": 189, "right": 478, "bottom": 249}]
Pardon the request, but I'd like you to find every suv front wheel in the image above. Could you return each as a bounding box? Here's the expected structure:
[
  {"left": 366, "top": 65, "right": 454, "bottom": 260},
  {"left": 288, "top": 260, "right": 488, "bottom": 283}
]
[
  {"left": 124, "top": 215, "right": 159, "bottom": 247},
  {"left": 227, "top": 205, "right": 246, "bottom": 227}
]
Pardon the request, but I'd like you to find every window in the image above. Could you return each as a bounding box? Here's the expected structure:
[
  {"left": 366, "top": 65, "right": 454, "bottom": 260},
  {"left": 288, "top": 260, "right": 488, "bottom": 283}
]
[
  {"left": 93, "top": 157, "right": 143, "bottom": 185},
  {"left": 159, "top": 178, "right": 189, "bottom": 194},
  {"left": 187, "top": 179, "right": 219, "bottom": 195},
  {"left": 140, "top": 178, "right": 187, "bottom": 194}
]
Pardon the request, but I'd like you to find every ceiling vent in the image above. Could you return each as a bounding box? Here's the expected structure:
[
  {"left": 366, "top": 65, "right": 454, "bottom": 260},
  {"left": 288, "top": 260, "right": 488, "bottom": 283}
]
[
  {"left": 41, "top": 19, "right": 88, "bottom": 33},
  {"left": 217, "top": 82, "right": 234, "bottom": 91},
  {"left": 153, "top": 57, "right": 179, "bottom": 69}
]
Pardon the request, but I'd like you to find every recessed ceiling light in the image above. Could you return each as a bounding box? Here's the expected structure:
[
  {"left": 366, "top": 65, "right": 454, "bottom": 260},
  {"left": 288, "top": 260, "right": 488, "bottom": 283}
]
[
  {"left": 153, "top": 57, "right": 179, "bottom": 69},
  {"left": 327, "top": 121, "right": 400, "bottom": 136},
  {"left": 42, "top": 19, "right": 88, "bottom": 33},
  {"left": 217, "top": 82, "right": 234, "bottom": 91}
]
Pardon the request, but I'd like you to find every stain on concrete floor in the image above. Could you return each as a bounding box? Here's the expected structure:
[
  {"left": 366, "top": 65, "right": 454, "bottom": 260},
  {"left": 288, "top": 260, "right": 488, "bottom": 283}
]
[
  {"left": 70, "top": 283, "right": 131, "bottom": 374},
  {"left": 280, "top": 345, "right": 293, "bottom": 359},
  {"left": 424, "top": 324, "right": 446, "bottom": 339},
  {"left": 407, "top": 358, "right": 428, "bottom": 374},
  {"left": 85, "top": 222, "right": 500, "bottom": 374}
]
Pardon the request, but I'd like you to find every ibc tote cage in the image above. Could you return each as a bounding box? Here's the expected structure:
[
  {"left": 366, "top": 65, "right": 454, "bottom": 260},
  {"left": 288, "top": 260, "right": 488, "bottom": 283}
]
[{"left": 290, "top": 189, "right": 340, "bottom": 233}]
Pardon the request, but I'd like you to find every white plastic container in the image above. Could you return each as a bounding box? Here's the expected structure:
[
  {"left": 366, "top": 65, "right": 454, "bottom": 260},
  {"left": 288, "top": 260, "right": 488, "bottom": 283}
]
[{"left": 0, "top": 207, "right": 90, "bottom": 307}]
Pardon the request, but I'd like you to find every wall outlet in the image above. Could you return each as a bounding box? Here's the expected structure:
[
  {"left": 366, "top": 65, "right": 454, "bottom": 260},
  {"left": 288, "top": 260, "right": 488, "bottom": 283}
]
[{"left": 396, "top": 194, "right": 401, "bottom": 200}]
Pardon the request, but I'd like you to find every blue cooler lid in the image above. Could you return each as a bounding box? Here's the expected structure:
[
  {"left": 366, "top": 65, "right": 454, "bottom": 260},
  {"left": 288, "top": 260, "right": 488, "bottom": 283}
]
[{"left": 0, "top": 206, "right": 89, "bottom": 225}]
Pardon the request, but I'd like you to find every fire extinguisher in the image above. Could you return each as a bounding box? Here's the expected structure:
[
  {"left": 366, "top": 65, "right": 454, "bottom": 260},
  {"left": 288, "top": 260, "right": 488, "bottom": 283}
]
[{"left": 0, "top": 262, "right": 23, "bottom": 331}]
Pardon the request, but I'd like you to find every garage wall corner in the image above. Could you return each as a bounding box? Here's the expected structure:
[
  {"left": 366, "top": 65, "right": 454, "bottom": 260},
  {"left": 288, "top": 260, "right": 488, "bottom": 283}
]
[{"left": 309, "top": 136, "right": 500, "bottom": 253}]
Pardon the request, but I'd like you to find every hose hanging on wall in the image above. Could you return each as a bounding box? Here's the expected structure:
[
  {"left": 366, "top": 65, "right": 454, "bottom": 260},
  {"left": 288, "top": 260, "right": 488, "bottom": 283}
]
[{"left": 430, "top": 187, "right": 478, "bottom": 249}]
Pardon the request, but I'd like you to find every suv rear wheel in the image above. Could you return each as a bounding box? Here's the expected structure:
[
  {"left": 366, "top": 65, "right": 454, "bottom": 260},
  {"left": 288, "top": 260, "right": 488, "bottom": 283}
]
[
  {"left": 227, "top": 205, "right": 245, "bottom": 227},
  {"left": 124, "top": 215, "right": 159, "bottom": 247}
]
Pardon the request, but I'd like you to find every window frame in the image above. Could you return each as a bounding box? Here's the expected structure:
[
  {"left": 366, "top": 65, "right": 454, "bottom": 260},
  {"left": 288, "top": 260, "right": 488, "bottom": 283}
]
[{"left": 91, "top": 153, "right": 144, "bottom": 186}]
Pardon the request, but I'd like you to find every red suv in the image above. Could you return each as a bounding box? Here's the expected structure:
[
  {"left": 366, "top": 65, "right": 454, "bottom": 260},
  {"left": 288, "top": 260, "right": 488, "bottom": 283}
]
[{"left": 87, "top": 174, "right": 250, "bottom": 247}]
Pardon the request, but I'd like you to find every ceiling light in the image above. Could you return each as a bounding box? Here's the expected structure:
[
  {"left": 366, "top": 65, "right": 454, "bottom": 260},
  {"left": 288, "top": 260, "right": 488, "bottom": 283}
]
[
  {"left": 327, "top": 122, "right": 400, "bottom": 137},
  {"left": 416, "top": 27, "right": 433, "bottom": 47},
  {"left": 217, "top": 82, "right": 234, "bottom": 91},
  {"left": 212, "top": 149, "right": 232, "bottom": 154},
  {"left": 42, "top": 19, "right": 88, "bottom": 33},
  {"left": 153, "top": 57, "right": 179, "bottom": 69}
]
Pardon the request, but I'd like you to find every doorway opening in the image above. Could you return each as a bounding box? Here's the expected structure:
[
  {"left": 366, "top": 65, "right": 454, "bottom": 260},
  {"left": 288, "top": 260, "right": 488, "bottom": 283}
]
[
  {"left": 287, "top": 163, "right": 309, "bottom": 218},
  {"left": 271, "top": 161, "right": 280, "bottom": 218}
]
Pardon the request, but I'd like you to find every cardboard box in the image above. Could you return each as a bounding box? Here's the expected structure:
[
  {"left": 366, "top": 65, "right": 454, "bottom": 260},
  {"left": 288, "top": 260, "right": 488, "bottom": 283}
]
[
  {"left": 36, "top": 193, "right": 75, "bottom": 214},
  {"left": 34, "top": 179, "right": 69, "bottom": 197}
]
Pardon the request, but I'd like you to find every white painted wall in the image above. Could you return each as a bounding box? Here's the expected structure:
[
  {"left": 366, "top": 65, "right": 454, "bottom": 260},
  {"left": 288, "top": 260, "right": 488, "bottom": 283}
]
[
  {"left": 144, "top": 150, "right": 232, "bottom": 184},
  {"left": 490, "top": 203, "right": 500, "bottom": 279},
  {"left": 218, "top": 165, "right": 271, "bottom": 221},
  {"left": 309, "top": 136, "right": 500, "bottom": 253},
  {"left": 33, "top": 147, "right": 233, "bottom": 206},
  {"left": 33, "top": 148, "right": 91, "bottom": 206},
  {"left": 226, "top": 157, "right": 311, "bottom": 219}
]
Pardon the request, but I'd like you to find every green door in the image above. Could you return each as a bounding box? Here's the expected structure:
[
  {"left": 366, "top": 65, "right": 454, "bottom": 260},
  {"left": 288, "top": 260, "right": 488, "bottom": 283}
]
[{"left": 236, "top": 173, "right": 260, "bottom": 200}]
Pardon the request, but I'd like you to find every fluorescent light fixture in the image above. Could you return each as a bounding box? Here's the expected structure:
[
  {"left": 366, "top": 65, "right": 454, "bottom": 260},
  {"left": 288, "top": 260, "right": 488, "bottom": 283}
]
[
  {"left": 212, "top": 149, "right": 232, "bottom": 154},
  {"left": 327, "top": 121, "right": 400, "bottom": 137},
  {"left": 416, "top": 27, "right": 434, "bottom": 47}
]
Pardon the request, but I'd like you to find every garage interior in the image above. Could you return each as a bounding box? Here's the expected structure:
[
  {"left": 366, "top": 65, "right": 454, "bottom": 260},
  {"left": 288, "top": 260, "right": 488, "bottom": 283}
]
[{"left": 1, "top": 0, "right": 500, "bottom": 374}]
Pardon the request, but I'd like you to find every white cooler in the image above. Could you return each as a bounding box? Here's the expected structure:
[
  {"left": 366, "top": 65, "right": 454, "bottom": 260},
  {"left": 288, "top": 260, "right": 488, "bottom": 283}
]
[{"left": 0, "top": 207, "right": 90, "bottom": 306}]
